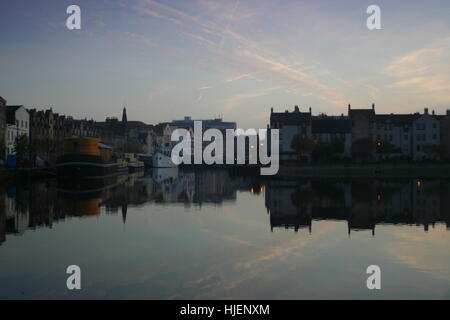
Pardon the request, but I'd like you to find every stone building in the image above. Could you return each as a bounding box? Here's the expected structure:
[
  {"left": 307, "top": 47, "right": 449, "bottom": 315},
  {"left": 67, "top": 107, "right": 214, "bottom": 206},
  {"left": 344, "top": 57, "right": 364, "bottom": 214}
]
[
  {"left": 270, "top": 105, "right": 312, "bottom": 162},
  {"left": 5, "top": 105, "right": 29, "bottom": 157},
  {"left": 0, "top": 96, "right": 6, "bottom": 158},
  {"left": 439, "top": 110, "right": 450, "bottom": 160},
  {"left": 348, "top": 103, "right": 375, "bottom": 142}
]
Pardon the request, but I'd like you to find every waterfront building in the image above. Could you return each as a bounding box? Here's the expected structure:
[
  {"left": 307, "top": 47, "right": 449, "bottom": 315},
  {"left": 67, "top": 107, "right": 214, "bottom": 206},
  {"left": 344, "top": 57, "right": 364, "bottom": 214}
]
[
  {"left": 170, "top": 116, "right": 236, "bottom": 133},
  {"left": 5, "top": 105, "right": 29, "bottom": 157},
  {"left": 153, "top": 122, "right": 172, "bottom": 149},
  {"left": 270, "top": 103, "right": 448, "bottom": 162},
  {"left": 439, "top": 110, "right": 450, "bottom": 160},
  {"left": 269, "top": 106, "right": 312, "bottom": 162},
  {"left": 0, "top": 96, "right": 6, "bottom": 157}
]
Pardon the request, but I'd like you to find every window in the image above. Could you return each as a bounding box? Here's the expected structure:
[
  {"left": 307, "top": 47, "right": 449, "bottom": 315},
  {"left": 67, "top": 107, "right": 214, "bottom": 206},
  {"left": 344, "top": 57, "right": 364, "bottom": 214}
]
[
  {"left": 433, "top": 134, "right": 437, "bottom": 140},
  {"left": 417, "top": 134, "right": 421, "bottom": 141}
]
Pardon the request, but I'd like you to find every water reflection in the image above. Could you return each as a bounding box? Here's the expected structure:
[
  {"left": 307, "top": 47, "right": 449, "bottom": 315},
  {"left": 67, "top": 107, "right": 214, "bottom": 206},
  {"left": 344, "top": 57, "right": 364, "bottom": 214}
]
[
  {"left": 1, "top": 170, "right": 449, "bottom": 246},
  {"left": 265, "top": 179, "right": 450, "bottom": 234}
]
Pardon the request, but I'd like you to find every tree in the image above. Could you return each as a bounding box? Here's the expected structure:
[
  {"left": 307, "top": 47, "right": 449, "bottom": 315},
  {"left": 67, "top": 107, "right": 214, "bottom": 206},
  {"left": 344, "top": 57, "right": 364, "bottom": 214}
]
[
  {"left": 375, "top": 141, "right": 400, "bottom": 155},
  {"left": 0, "top": 141, "right": 5, "bottom": 160},
  {"left": 291, "top": 135, "right": 315, "bottom": 154},
  {"left": 312, "top": 138, "right": 345, "bottom": 162},
  {"left": 423, "top": 144, "right": 445, "bottom": 160},
  {"left": 14, "top": 134, "right": 29, "bottom": 159},
  {"left": 351, "top": 138, "right": 374, "bottom": 161}
]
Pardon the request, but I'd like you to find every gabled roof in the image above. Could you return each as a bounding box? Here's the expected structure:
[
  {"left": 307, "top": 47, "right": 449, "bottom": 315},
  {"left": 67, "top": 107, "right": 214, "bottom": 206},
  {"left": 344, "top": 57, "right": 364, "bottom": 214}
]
[
  {"left": 312, "top": 119, "right": 350, "bottom": 134},
  {"left": 270, "top": 111, "right": 311, "bottom": 124},
  {"left": 374, "top": 114, "right": 420, "bottom": 125},
  {"left": 153, "top": 123, "right": 170, "bottom": 135},
  {"left": 348, "top": 108, "right": 375, "bottom": 119},
  {"left": 127, "top": 121, "right": 148, "bottom": 127},
  {"left": 6, "top": 105, "right": 25, "bottom": 114}
]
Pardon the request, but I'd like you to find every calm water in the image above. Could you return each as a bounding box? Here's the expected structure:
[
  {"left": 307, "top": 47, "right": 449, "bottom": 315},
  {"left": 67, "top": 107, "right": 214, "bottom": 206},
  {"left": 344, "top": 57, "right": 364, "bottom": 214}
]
[{"left": 0, "top": 168, "right": 449, "bottom": 299}]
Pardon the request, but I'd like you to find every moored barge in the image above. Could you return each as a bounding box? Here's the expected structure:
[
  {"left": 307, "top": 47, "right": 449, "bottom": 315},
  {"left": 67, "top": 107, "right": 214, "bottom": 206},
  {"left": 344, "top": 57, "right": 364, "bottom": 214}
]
[{"left": 56, "top": 138, "right": 118, "bottom": 179}]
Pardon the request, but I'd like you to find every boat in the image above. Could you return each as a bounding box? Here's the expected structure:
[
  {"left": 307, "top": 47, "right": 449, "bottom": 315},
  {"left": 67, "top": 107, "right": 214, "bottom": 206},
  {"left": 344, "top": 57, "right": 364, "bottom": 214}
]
[
  {"left": 136, "top": 153, "right": 153, "bottom": 170},
  {"left": 56, "top": 138, "right": 118, "bottom": 179},
  {"left": 124, "top": 153, "right": 145, "bottom": 173},
  {"left": 116, "top": 158, "right": 129, "bottom": 174},
  {"left": 152, "top": 147, "right": 178, "bottom": 168}
]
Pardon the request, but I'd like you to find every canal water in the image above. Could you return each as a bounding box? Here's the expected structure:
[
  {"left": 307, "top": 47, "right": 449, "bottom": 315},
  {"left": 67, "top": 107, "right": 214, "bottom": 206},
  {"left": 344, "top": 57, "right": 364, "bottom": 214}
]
[{"left": 0, "top": 168, "right": 449, "bottom": 299}]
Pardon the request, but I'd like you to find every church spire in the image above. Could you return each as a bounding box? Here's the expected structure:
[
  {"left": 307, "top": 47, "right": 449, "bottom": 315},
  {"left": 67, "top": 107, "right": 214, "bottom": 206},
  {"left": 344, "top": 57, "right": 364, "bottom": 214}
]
[{"left": 122, "top": 107, "right": 127, "bottom": 124}]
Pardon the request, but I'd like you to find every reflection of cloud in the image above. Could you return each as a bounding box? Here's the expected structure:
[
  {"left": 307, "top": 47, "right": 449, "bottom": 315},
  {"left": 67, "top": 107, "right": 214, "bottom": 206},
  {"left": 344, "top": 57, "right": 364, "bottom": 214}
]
[{"left": 386, "top": 225, "right": 450, "bottom": 283}]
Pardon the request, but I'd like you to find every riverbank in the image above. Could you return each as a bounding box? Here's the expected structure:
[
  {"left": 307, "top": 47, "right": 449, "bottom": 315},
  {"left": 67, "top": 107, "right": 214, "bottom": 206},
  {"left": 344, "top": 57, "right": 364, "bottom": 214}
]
[{"left": 276, "top": 163, "right": 450, "bottom": 178}]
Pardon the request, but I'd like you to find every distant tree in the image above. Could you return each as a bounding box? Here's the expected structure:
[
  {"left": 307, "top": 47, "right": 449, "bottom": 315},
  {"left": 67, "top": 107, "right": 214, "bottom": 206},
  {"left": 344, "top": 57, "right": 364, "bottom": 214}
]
[
  {"left": 129, "top": 143, "right": 144, "bottom": 154},
  {"left": 423, "top": 144, "right": 445, "bottom": 160},
  {"left": 375, "top": 141, "right": 400, "bottom": 154},
  {"left": 351, "top": 138, "right": 374, "bottom": 161},
  {"left": 14, "top": 135, "right": 29, "bottom": 159},
  {"left": 0, "top": 141, "right": 5, "bottom": 160},
  {"left": 312, "top": 138, "right": 344, "bottom": 162},
  {"left": 291, "top": 135, "right": 315, "bottom": 155}
]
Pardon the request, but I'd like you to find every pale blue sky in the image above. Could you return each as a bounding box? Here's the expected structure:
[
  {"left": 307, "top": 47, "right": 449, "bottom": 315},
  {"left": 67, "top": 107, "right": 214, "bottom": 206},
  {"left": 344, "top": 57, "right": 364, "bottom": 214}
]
[{"left": 1, "top": 0, "right": 449, "bottom": 128}]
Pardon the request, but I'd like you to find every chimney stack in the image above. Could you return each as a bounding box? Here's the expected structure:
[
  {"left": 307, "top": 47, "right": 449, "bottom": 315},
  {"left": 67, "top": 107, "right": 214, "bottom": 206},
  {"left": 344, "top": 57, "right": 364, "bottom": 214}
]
[
  {"left": 348, "top": 104, "right": 351, "bottom": 111},
  {"left": 294, "top": 105, "right": 299, "bottom": 112},
  {"left": 372, "top": 103, "right": 375, "bottom": 111},
  {"left": 424, "top": 108, "right": 429, "bottom": 115},
  {"left": 309, "top": 107, "right": 312, "bottom": 114},
  {"left": 447, "top": 110, "right": 450, "bottom": 116},
  {"left": 432, "top": 110, "right": 435, "bottom": 115},
  {"left": 271, "top": 107, "right": 273, "bottom": 113}
]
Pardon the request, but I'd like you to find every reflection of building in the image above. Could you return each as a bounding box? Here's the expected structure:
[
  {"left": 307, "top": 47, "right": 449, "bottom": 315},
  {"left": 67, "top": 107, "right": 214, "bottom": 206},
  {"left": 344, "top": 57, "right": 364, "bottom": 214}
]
[
  {"left": 265, "top": 181, "right": 312, "bottom": 232},
  {"left": 265, "top": 179, "right": 450, "bottom": 234}
]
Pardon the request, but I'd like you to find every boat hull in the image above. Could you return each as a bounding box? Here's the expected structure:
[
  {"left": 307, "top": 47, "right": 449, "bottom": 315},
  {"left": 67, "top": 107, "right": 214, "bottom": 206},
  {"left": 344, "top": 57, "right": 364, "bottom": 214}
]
[
  {"left": 152, "top": 152, "right": 177, "bottom": 168},
  {"left": 56, "top": 155, "right": 118, "bottom": 179}
]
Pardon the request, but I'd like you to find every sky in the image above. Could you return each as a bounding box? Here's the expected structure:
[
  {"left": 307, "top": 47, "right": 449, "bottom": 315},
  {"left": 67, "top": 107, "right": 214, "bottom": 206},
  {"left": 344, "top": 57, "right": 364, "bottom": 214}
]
[{"left": 1, "top": 0, "right": 450, "bottom": 129}]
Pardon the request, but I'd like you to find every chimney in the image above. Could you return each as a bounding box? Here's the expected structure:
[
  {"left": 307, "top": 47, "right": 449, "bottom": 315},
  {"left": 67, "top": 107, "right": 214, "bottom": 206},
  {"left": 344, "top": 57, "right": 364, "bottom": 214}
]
[
  {"left": 271, "top": 107, "right": 273, "bottom": 113},
  {"left": 294, "top": 105, "right": 299, "bottom": 112},
  {"left": 424, "top": 108, "right": 429, "bottom": 115},
  {"left": 447, "top": 110, "right": 450, "bottom": 116},
  {"left": 348, "top": 104, "right": 351, "bottom": 112},
  {"left": 372, "top": 103, "right": 375, "bottom": 111},
  {"left": 432, "top": 110, "right": 435, "bottom": 116},
  {"left": 309, "top": 107, "right": 312, "bottom": 114}
]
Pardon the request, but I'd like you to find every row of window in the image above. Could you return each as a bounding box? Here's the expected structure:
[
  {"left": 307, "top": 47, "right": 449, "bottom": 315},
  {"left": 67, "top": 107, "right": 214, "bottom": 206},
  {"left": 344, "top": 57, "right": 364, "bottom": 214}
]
[
  {"left": 374, "top": 133, "right": 438, "bottom": 142},
  {"left": 15, "top": 120, "right": 28, "bottom": 129}
]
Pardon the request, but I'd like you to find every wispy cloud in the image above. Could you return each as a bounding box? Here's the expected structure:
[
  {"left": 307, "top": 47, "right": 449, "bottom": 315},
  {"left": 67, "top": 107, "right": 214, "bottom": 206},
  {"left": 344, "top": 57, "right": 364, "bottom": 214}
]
[{"left": 383, "top": 37, "right": 450, "bottom": 101}]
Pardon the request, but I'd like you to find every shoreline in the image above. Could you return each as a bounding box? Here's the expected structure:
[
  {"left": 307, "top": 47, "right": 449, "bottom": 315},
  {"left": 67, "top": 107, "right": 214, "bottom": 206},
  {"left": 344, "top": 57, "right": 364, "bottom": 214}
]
[{"left": 276, "top": 164, "right": 450, "bottom": 178}]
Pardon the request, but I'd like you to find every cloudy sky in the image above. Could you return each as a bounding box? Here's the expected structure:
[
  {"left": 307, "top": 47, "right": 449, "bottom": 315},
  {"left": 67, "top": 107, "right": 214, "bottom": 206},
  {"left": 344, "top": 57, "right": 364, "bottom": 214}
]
[{"left": 1, "top": 0, "right": 449, "bottom": 129}]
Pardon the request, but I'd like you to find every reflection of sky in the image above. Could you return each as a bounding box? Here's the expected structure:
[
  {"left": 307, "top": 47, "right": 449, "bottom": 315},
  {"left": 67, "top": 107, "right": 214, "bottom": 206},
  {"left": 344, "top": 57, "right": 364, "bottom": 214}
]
[
  {"left": 1, "top": 0, "right": 450, "bottom": 129},
  {"left": 0, "top": 191, "right": 449, "bottom": 299}
]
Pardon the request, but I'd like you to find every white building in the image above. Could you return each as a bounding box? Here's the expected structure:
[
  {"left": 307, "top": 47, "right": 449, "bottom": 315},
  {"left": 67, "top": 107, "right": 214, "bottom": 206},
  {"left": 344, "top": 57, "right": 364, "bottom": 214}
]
[
  {"left": 370, "top": 108, "right": 441, "bottom": 160},
  {"left": 5, "top": 105, "right": 29, "bottom": 156}
]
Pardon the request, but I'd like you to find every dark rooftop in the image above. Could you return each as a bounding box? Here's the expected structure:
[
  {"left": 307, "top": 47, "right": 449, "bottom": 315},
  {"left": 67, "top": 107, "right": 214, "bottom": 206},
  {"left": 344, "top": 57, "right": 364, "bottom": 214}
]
[{"left": 312, "top": 119, "right": 350, "bottom": 134}]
